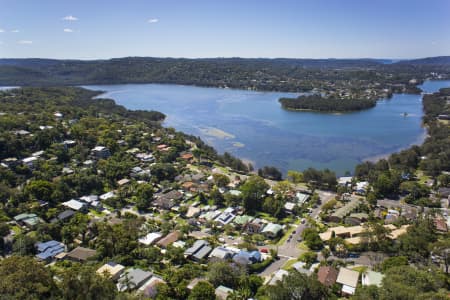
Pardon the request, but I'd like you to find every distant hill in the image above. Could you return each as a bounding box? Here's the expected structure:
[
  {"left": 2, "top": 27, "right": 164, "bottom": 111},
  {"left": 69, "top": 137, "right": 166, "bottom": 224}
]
[
  {"left": 0, "top": 56, "right": 448, "bottom": 88},
  {"left": 396, "top": 56, "right": 450, "bottom": 65}
]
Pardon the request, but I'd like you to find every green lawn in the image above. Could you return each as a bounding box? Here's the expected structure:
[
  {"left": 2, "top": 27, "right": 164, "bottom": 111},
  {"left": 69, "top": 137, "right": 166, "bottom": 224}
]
[
  {"left": 282, "top": 258, "right": 299, "bottom": 270},
  {"left": 276, "top": 225, "right": 297, "bottom": 246}
]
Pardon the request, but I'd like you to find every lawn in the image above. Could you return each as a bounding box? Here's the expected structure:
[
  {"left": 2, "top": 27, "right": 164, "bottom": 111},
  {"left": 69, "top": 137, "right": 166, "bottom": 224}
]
[
  {"left": 276, "top": 224, "right": 297, "bottom": 246},
  {"left": 282, "top": 258, "right": 299, "bottom": 270}
]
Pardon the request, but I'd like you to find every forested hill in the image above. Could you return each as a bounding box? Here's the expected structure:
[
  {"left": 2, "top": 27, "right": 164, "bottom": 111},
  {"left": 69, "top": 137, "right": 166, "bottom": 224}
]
[
  {"left": 0, "top": 56, "right": 449, "bottom": 90},
  {"left": 396, "top": 56, "right": 450, "bottom": 65}
]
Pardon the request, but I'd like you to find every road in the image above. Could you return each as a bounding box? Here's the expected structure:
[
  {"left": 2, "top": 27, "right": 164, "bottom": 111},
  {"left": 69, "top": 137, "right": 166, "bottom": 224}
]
[{"left": 277, "top": 190, "right": 336, "bottom": 258}]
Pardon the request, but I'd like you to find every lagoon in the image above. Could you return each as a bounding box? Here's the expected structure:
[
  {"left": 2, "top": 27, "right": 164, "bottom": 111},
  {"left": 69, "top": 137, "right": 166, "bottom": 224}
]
[{"left": 84, "top": 80, "right": 450, "bottom": 175}]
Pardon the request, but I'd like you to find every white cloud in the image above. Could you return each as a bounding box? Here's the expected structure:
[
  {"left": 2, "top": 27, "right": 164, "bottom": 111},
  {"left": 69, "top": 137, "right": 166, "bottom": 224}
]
[
  {"left": 18, "top": 40, "right": 32, "bottom": 44},
  {"left": 11, "top": 29, "right": 19, "bottom": 33},
  {"left": 0, "top": 29, "right": 4, "bottom": 33},
  {"left": 148, "top": 18, "right": 159, "bottom": 23},
  {"left": 62, "top": 15, "right": 78, "bottom": 21},
  {"left": 63, "top": 28, "right": 74, "bottom": 33}
]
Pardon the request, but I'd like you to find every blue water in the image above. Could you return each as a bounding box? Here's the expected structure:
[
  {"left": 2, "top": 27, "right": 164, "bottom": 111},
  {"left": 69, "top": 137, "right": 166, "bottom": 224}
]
[{"left": 84, "top": 80, "right": 450, "bottom": 175}]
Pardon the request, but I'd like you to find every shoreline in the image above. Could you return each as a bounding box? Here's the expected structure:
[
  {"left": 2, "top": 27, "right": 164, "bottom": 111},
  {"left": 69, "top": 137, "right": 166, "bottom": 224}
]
[{"left": 363, "top": 129, "right": 429, "bottom": 164}]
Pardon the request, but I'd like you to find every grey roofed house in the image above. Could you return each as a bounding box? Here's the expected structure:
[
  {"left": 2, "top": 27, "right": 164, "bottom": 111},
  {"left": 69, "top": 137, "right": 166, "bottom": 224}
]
[
  {"left": 57, "top": 209, "right": 75, "bottom": 221},
  {"left": 154, "top": 190, "right": 183, "bottom": 209},
  {"left": 209, "top": 247, "right": 235, "bottom": 260},
  {"left": 193, "top": 245, "right": 212, "bottom": 261},
  {"left": 185, "top": 240, "right": 209, "bottom": 256},
  {"left": 214, "top": 211, "right": 235, "bottom": 225},
  {"left": 329, "top": 197, "right": 360, "bottom": 222},
  {"left": 66, "top": 246, "right": 97, "bottom": 262},
  {"left": 117, "top": 268, "right": 153, "bottom": 292}
]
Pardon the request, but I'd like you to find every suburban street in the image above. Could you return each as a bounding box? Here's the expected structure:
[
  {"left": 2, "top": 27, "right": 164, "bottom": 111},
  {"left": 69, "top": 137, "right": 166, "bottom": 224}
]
[
  {"left": 278, "top": 190, "right": 336, "bottom": 257},
  {"left": 258, "top": 189, "right": 336, "bottom": 277}
]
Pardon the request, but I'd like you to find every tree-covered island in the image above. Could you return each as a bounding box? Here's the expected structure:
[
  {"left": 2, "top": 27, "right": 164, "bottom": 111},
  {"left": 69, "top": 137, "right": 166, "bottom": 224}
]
[{"left": 279, "top": 94, "right": 377, "bottom": 112}]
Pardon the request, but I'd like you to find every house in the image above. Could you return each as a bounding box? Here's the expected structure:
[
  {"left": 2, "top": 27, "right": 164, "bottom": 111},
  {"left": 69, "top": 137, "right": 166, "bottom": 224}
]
[
  {"left": 180, "top": 153, "right": 194, "bottom": 161},
  {"left": 215, "top": 285, "right": 234, "bottom": 300},
  {"left": 355, "top": 181, "right": 369, "bottom": 195},
  {"left": 284, "top": 202, "right": 297, "bottom": 213},
  {"left": 100, "top": 191, "right": 116, "bottom": 201},
  {"left": 214, "top": 210, "right": 236, "bottom": 225},
  {"left": 117, "top": 178, "right": 130, "bottom": 186},
  {"left": 156, "top": 231, "right": 180, "bottom": 248},
  {"left": 233, "top": 215, "right": 254, "bottom": 227},
  {"left": 269, "top": 269, "right": 289, "bottom": 285},
  {"left": 262, "top": 223, "right": 283, "bottom": 238},
  {"left": 336, "top": 267, "right": 360, "bottom": 295},
  {"left": 209, "top": 247, "right": 235, "bottom": 260},
  {"left": 244, "top": 218, "right": 265, "bottom": 234},
  {"left": 292, "top": 262, "right": 312, "bottom": 275},
  {"left": 22, "top": 156, "right": 38, "bottom": 168},
  {"left": 35, "top": 240, "right": 66, "bottom": 262},
  {"left": 317, "top": 266, "right": 339, "bottom": 287},
  {"left": 139, "top": 232, "right": 163, "bottom": 246},
  {"left": 92, "top": 146, "right": 111, "bottom": 159},
  {"left": 14, "top": 213, "right": 39, "bottom": 227},
  {"left": 345, "top": 213, "right": 369, "bottom": 226},
  {"left": 338, "top": 176, "right": 353, "bottom": 186},
  {"left": 438, "top": 187, "right": 450, "bottom": 198},
  {"left": 361, "top": 270, "right": 383, "bottom": 287},
  {"left": 66, "top": 246, "right": 97, "bottom": 262},
  {"left": 117, "top": 268, "right": 153, "bottom": 292},
  {"left": 296, "top": 192, "right": 310, "bottom": 205},
  {"left": 186, "top": 206, "right": 201, "bottom": 218},
  {"left": 154, "top": 190, "right": 183, "bottom": 210},
  {"left": 328, "top": 197, "right": 360, "bottom": 223},
  {"left": 184, "top": 240, "right": 212, "bottom": 261},
  {"left": 62, "top": 199, "right": 86, "bottom": 212},
  {"left": 97, "top": 262, "right": 125, "bottom": 281},
  {"left": 232, "top": 250, "right": 261, "bottom": 265},
  {"left": 55, "top": 209, "right": 75, "bottom": 222},
  {"left": 139, "top": 276, "right": 166, "bottom": 298},
  {"left": 434, "top": 218, "right": 448, "bottom": 233}
]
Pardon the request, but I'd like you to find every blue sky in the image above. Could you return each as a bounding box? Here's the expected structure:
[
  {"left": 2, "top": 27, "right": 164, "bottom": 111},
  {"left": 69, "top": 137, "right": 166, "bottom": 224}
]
[{"left": 0, "top": 0, "right": 449, "bottom": 59}]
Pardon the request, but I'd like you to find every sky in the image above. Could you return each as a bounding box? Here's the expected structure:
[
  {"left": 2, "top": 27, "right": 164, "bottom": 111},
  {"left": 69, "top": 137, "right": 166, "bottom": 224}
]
[{"left": 0, "top": 0, "right": 449, "bottom": 59}]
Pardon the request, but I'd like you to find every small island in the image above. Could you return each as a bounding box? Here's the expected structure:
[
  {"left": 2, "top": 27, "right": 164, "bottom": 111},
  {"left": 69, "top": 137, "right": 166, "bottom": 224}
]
[{"left": 279, "top": 94, "right": 377, "bottom": 112}]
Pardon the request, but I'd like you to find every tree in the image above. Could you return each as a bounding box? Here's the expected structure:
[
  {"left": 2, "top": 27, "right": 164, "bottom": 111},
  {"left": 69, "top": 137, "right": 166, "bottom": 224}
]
[
  {"left": 264, "top": 270, "right": 329, "bottom": 300},
  {"left": 188, "top": 281, "right": 216, "bottom": 300},
  {"left": 212, "top": 173, "right": 230, "bottom": 188},
  {"left": 379, "top": 256, "right": 408, "bottom": 272},
  {"left": 301, "top": 228, "right": 323, "bottom": 250},
  {"left": 59, "top": 264, "right": 117, "bottom": 300},
  {"left": 240, "top": 176, "right": 269, "bottom": 212},
  {"left": 287, "top": 170, "right": 304, "bottom": 183},
  {"left": 379, "top": 265, "right": 448, "bottom": 300},
  {"left": 299, "top": 251, "right": 317, "bottom": 267},
  {"left": 206, "top": 261, "right": 245, "bottom": 288},
  {"left": 0, "top": 256, "right": 57, "bottom": 299},
  {"left": 258, "top": 166, "right": 282, "bottom": 180}
]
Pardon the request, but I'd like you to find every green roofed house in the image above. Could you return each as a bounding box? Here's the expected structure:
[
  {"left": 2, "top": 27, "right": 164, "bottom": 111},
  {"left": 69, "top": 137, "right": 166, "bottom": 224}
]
[
  {"left": 14, "top": 213, "right": 40, "bottom": 227},
  {"left": 215, "top": 285, "right": 234, "bottom": 300},
  {"left": 233, "top": 215, "right": 254, "bottom": 226},
  {"left": 262, "top": 223, "right": 283, "bottom": 238}
]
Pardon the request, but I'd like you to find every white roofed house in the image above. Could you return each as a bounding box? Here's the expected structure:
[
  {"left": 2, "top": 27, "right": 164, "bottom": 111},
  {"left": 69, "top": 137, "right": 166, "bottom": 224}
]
[
  {"left": 138, "top": 232, "right": 163, "bottom": 246},
  {"left": 336, "top": 267, "right": 359, "bottom": 295},
  {"left": 62, "top": 199, "right": 87, "bottom": 212},
  {"left": 91, "top": 146, "right": 111, "bottom": 159}
]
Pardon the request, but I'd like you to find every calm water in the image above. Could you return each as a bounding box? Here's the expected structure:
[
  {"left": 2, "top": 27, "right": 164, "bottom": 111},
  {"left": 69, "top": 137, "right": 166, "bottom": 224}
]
[{"left": 84, "top": 80, "right": 450, "bottom": 175}]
